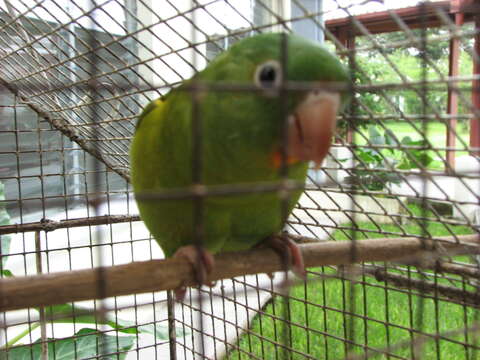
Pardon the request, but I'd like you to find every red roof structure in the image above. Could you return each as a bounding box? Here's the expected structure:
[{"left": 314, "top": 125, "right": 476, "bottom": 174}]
[{"left": 325, "top": 0, "right": 480, "bottom": 162}]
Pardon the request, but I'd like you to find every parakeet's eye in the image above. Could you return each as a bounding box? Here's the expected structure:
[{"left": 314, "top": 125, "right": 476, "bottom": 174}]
[{"left": 254, "top": 60, "right": 282, "bottom": 90}]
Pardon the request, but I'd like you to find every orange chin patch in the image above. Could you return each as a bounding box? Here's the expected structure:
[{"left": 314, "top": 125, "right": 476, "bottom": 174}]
[{"left": 271, "top": 150, "right": 302, "bottom": 168}]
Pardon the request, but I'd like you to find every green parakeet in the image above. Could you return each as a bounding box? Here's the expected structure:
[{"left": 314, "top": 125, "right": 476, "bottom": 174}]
[{"left": 130, "top": 33, "right": 348, "bottom": 295}]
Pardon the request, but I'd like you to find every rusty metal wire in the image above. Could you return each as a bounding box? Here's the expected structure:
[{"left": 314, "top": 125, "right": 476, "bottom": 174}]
[{"left": 0, "top": 0, "right": 479, "bottom": 359}]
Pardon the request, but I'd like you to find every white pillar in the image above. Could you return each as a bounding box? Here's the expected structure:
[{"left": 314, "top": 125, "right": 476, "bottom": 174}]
[{"left": 291, "top": 0, "right": 324, "bottom": 43}]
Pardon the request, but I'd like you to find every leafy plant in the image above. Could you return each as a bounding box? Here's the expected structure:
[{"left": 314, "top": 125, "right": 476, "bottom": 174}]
[
  {"left": 2, "top": 299, "right": 188, "bottom": 358},
  {"left": 396, "top": 135, "right": 434, "bottom": 170},
  {"left": 42, "top": 303, "right": 187, "bottom": 339},
  {"left": 345, "top": 126, "right": 433, "bottom": 191},
  {"left": 2, "top": 328, "right": 135, "bottom": 360}
]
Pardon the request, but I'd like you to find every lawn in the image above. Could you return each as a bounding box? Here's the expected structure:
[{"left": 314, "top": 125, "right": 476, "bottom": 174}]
[
  {"left": 354, "top": 120, "right": 471, "bottom": 170},
  {"left": 383, "top": 121, "right": 469, "bottom": 147},
  {"left": 231, "top": 204, "right": 478, "bottom": 360}
]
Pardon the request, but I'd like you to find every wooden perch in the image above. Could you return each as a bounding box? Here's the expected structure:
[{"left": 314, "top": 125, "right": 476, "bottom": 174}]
[{"left": 0, "top": 234, "right": 478, "bottom": 312}]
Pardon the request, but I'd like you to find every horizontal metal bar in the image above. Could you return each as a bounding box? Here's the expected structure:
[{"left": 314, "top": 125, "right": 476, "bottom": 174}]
[{"left": 0, "top": 214, "right": 141, "bottom": 235}]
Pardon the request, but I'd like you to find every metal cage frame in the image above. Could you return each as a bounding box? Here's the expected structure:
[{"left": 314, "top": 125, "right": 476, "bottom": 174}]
[{"left": 0, "top": 0, "right": 479, "bottom": 359}]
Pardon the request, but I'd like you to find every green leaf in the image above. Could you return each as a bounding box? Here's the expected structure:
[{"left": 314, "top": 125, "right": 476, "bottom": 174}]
[
  {"left": 44, "top": 303, "right": 99, "bottom": 325},
  {"left": 1, "top": 269, "right": 13, "bottom": 277},
  {"left": 411, "top": 152, "right": 434, "bottom": 167},
  {"left": 383, "top": 129, "right": 397, "bottom": 154},
  {"left": 383, "top": 172, "right": 403, "bottom": 184},
  {"left": 356, "top": 149, "right": 377, "bottom": 164},
  {"left": 42, "top": 303, "right": 188, "bottom": 340},
  {"left": 384, "top": 129, "right": 397, "bottom": 145},
  {"left": 400, "top": 136, "right": 414, "bottom": 145},
  {"left": 409, "top": 139, "right": 427, "bottom": 147},
  {"left": 397, "top": 158, "right": 412, "bottom": 170},
  {"left": 368, "top": 126, "right": 382, "bottom": 143},
  {"left": 115, "top": 318, "right": 189, "bottom": 339},
  {"left": 369, "top": 128, "right": 386, "bottom": 147},
  {"left": 2, "top": 328, "right": 135, "bottom": 360}
]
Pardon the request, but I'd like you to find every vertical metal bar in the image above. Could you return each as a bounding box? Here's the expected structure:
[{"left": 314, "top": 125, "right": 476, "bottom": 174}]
[
  {"left": 125, "top": 2, "right": 143, "bottom": 358},
  {"left": 242, "top": 276, "right": 253, "bottom": 356},
  {"left": 278, "top": 32, "right": 292, "bottom": 360},
  {"left": 220, "top": 280, "right": 230, "bottom": 358},
  {"left": 35, "top": 77, "right": 50, "bottom": 356},
  {"left": 345, "top": 16, "right": 357, "bottom": 358},
  {"left": 303, "top": 279, "right": 310, "bottom": 355},
  {"left": 471, "top": 8, "right": 480, "bottom": 156},
  {"left": 189, "top": 1, "right": 206, "bottom": 358},
  {"left": 382, "top": 269, "right": 392, "bottom": 360},
  {"left": 208, "top": 285, "right": 218, "bottom": 359},
  {"left": 269, "top": 277, "right": 280, "bottom": 360},
  {"left": 414, "top": 4, "right": 429, "bottom": 359},
  {"left": 255, "top": 275, "right": 266, "bottom": 359},
  {"left": 446, "top": 12, "right": 463, "bottom": 171},
  {"left": 230, "top": 280, "right": 241, "bottom": 360},
  {"left": 279, "top": 33, "right": 290, "bottom": 181},
  {"left": 35, "top": 230, "right": 48, "bottom": 360},
  {"left": 472, "top": 4, "right": 480, "bottom": 354},
  {"left": 167, "top": 290, "right": 178, "bottom": 360},
  {"left": 84, "top": 0, "right": 108, "bottom": 357},
  {"left": 346, "top": 31, "right": 355, "bottom": 146},
  {"left": 321, "top": 266, "right": 329, "bottom": 360},
  {"left": 126, "top": 1, "right": 146, "bottom": 358}
]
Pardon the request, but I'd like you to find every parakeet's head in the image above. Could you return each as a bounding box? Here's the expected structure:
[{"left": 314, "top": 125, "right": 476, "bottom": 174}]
[{"left": 186, "top": 32, "right": 349, "bottom": 177}]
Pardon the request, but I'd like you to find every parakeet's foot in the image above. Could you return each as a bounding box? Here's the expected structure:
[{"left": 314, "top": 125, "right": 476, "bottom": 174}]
[
  {"left": 262, "top": 234, "right": 306, "bottom": 279},
  {"left": 173, "top": 245, "right": 215, "bottom": 301}
]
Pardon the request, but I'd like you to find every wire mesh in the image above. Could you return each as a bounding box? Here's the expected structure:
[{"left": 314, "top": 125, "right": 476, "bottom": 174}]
[{"left": 0, "top": 0, "right": 479, "bottom": 359}]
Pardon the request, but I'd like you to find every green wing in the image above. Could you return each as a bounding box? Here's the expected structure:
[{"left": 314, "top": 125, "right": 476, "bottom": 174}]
[{"left": 135, "top": 97, "right": 165, "bottom": 132}]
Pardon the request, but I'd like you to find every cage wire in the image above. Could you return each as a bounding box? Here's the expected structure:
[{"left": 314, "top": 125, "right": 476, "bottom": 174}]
[{"left": 0, "top": 0, "right": 479, "bottom": 359}]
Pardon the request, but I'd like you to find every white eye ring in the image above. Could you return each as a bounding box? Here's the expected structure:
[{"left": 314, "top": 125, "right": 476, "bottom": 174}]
[{"left": 253, "top": 60, "right": 282, "bottom": 90}]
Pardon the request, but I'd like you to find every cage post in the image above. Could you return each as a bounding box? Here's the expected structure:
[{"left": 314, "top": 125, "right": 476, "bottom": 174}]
[
  {"left": 337, "top": 25, "right": 355, "bottom": 144},
  {"left": 471, "top": 3, "right": 480, "bottom": 155},
  {"left": 253, "top": 0, "right": 290, "bottom": 32},
  {"left": 446, "top": 9, "right": 463, "bottom": 170},
  {"left": 291, "top": 0, "right": 324, "bottom": 43},
  {"left": 167, "top": 290, "right": 177, "bottom": 360}
]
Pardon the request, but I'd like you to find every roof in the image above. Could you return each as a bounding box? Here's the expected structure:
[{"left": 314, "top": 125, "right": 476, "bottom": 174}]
[{"left": 325, "top": 0, "right": 477, "bottom": 37}]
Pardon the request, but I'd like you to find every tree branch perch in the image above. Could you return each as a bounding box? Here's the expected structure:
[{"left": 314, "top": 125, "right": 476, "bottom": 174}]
[{"left": 0, "top": 234, "right": 478, "bottom": 312}]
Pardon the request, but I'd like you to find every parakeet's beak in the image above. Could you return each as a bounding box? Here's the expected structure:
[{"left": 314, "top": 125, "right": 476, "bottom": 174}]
[{"left": 287, "top": 91, "right": 340, "bottom": 168}]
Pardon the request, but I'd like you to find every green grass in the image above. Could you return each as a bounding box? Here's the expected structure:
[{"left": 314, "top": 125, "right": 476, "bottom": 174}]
[
  {"left": 231, "top": 205, "right": 477, "bottom": 360},
  {"left": 383, "top": 121, "right": 469, "bottom": 148},
  {"left": 356, "top": 121, "right": 471, "bottom": 170}
]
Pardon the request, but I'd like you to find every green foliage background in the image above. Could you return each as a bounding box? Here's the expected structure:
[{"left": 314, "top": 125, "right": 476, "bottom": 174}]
[{"left": 339, "top": 26, "right": 474, "bottom": 129}]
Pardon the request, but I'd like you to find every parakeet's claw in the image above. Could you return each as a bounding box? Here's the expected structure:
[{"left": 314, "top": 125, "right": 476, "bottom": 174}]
[
  {"left": 173, "top": 245, "right": 215, "bottom": 301},
  {"left": 263, "top": 235, "right": 306, "bottom": 280}
]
